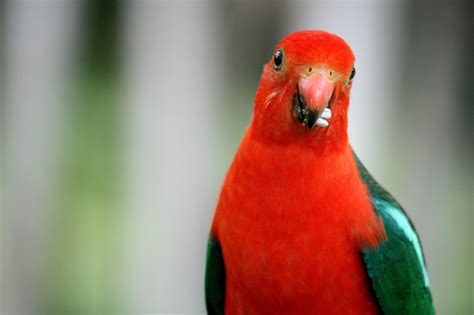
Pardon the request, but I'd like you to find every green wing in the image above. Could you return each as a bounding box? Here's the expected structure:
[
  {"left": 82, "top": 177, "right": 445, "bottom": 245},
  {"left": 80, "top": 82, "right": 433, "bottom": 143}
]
[
  {"left": 354, "top": 152, "right": 435, "bottom": 314},
  {"left": 205, "top": 235, "right": 226, "bottom": 315}
]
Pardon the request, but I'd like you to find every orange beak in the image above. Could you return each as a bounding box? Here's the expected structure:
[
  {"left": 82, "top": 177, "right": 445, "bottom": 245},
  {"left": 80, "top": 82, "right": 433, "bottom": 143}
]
[
  {"left": 298, "top": 73, "right": 334, "bottom": 112},
  {"left": 294, "top": 73, "right": 335, "bottom": 129}
]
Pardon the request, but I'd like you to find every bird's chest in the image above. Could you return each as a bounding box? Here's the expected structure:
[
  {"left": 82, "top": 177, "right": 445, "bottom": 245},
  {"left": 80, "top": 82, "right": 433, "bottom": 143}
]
[
  {"left": 219, "top": 174, "right": 357, "bottom": 308},
  {"left": 219, "top": 157, "right": 357, "bottom": 307},
  {"left": 216, "top": 142, "right": 379, "bottom": 314}
]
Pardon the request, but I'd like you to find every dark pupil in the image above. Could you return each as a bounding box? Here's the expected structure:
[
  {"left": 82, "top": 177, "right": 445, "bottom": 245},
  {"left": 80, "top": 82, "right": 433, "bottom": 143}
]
[
  {"left": 274, "top": 49, "right": 283, "bottom": 67},
  {"left": 350, "top": 67, "right": 356, "bottom": 80}
]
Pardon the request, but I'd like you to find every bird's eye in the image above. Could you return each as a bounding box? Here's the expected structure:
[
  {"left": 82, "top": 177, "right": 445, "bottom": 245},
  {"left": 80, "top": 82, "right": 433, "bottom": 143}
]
[
  {"left": 273, "top": 48, "right": 283, "bottom": 70},
  {"left": 349, "top": 67, "right": 356, "bottom": 82}
]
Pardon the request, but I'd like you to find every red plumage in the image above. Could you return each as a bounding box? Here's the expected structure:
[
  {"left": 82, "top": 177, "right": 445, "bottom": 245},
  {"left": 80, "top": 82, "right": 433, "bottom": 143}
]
[{"left": 211, "top": 30, "right": 386, "bottom": 314}]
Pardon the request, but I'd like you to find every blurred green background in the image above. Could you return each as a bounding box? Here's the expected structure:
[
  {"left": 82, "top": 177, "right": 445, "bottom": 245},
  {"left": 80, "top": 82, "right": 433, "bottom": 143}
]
[{"left": 1, "top": 0, "right": 472, "bottom": 314}]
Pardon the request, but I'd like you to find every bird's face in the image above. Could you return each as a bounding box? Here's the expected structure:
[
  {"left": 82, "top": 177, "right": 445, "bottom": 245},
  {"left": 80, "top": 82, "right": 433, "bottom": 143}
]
[{"left": 253, "top": 30, "right": 356, "bottom": 148}]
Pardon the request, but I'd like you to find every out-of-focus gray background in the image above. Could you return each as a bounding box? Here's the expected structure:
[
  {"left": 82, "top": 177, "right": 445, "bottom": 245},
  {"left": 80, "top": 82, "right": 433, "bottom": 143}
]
[{"left": 1, "top": 0, "right": 472, "bottom": 314}]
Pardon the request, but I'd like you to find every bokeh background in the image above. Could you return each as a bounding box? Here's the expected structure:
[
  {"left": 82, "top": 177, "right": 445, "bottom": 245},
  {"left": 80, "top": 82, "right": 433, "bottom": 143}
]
[{"left": 1, "top": 0, "right": 472, "bottom": 314}]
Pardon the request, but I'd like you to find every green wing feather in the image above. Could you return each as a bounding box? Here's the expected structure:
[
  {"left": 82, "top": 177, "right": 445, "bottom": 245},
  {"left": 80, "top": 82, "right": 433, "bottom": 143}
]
[
  {"left": 205, "top": 235, "right": 226, "bottom": 315},
  {"left": 354, "top": 152, "right": 435, "bottom": 314}
]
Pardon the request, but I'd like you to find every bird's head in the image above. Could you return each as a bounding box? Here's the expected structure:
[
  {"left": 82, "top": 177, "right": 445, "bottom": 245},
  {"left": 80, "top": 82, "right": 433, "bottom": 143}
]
[{"left": 252, "top": 30, "right": 356, "bottom": 151}]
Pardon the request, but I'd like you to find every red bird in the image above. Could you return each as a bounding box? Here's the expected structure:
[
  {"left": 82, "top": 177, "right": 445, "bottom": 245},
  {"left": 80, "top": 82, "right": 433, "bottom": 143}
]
[{"left": 205, "top": 30, "right": 434, "bottom": 315}]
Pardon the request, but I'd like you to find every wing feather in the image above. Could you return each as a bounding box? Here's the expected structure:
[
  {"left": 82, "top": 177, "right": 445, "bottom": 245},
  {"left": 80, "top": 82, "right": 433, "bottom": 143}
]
[{"left": 354, "top": 152, "right": 435, "bottom": 314}]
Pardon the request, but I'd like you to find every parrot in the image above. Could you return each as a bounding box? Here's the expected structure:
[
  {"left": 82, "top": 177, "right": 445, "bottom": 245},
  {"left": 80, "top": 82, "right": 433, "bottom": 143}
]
[{"left": 205, "top": 30, "right": 434, "bottom": 315}]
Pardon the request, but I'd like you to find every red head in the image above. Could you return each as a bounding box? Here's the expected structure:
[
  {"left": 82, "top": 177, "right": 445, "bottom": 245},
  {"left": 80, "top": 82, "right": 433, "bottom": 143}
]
[{"left": 252, "top": 30, "right": 356, "bottom": 152}]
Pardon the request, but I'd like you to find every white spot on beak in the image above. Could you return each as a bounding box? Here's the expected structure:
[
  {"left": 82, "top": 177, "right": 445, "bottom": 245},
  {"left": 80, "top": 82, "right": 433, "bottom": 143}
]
[
  {"left": 316, "top": 118, "right": 329, "bottom": 127},
  {"left": 321, "top": 108, "right": 331, "bottom": 119},
  {"left": 316, "top": 108, "right": 331, "bottom": 127}
]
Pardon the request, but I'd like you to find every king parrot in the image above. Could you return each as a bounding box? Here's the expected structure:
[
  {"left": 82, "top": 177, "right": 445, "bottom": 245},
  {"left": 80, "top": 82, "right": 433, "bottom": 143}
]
[{"left": 205, "top": 30, "right": 434, "bottom": 315}]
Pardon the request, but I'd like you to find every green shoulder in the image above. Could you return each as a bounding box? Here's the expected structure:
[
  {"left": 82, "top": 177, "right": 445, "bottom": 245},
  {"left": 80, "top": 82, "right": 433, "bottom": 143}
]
[
  {"left": 354, "top": 152, "right": 435, "bottom": 315},
  {"left": 205, "top": 235, "right": 226, "bottom": 315}
]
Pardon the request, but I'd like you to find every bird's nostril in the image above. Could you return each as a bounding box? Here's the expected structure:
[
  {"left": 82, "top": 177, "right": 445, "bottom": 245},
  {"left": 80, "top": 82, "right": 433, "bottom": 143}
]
[{"left": 308, "top": 67, "right": 312, "bottom": 73}]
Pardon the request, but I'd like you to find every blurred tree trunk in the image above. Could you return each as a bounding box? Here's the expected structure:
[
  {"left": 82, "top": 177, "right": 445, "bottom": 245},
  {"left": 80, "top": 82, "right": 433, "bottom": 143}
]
[
  {"left": 121, "top": 1, "right": 229, "bottom": 313},
  {"left": 2, "top": 1, "right": 79, "bottom": 313}
]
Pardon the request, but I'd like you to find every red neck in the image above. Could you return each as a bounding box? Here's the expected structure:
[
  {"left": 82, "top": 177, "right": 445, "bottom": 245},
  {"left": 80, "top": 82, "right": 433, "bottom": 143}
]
[
  {"left": 220, "top": 124, "right": 385, "bottom": 249},
  {"left": 217, "top": 123, "right": 385, "bottom": 249}
]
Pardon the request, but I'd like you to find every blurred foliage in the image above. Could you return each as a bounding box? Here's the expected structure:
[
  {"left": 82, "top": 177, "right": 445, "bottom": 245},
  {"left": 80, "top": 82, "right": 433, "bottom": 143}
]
[
  {"left": 41, "top": 0, "right": 122, "bottom": 312},
  {"left": 42, "top": 72, "right": 121, "bottom": 313}
]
